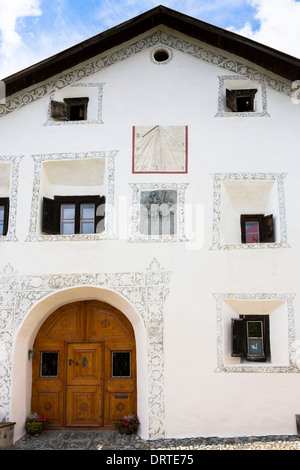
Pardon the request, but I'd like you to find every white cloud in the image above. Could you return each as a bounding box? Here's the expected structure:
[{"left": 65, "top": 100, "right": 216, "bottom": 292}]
[
  {"left": 0, "top": 0, "right": 41, "bottom": 57},
  {"left": 0, "top": 0, "right": 42, "bottom": 77},
  {"left": 229, "top": 0, "right": 300, "bottom": 58}
]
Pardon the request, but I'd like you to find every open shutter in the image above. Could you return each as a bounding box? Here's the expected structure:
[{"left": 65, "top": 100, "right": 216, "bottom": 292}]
[
  {"left": 226, "top": 89, "right": 238, "bottom": 112},
  {"left": 42, "top": 197, "right": 59, "bottom": 234},
  {"left": 240, "top": 214, "right": 247, "bottom": 243},
  {"left": 51, "top": 100, "right": 68, "bottom": 121},
  {"left": 231, "top": 318, "right": 246, "bottom": 357},
  {"left": 262, "top": 214, "right": 274, "bottom": 243},
  {"left": 95, "top": 196, "right": 106, "bottom": 233}
]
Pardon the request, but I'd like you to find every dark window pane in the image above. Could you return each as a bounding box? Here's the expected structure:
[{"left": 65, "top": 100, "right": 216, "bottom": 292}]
[
  {"left": 237, "top": 96, "right": 253, "bottom": 111},
  {"left": 0, "top": 206, "right": 4, "bottom": 235},
  {"left": 112, "top": 352, "right": 131, "bottom": 377},
  {"left": 247, "top": 321, "right": 262, "bottom": 338},
  {"left": 41, "top": 352, "right": 59, "bottom": 377},
  {"left": 69, "top": 104, "right": 85, "bottom": 120}
]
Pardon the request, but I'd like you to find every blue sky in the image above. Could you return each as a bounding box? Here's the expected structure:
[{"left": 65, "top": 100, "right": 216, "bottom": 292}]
[{"left": 0, "top": 0, "right": 299, "bottom": 79}]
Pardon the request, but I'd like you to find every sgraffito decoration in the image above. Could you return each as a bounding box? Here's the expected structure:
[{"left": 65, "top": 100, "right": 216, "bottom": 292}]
[{"left": 0, "top": 259, "right": 170, "bottom": 440}]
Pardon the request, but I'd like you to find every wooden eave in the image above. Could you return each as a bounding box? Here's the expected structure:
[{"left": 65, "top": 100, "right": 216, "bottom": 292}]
[{"left": 3, "top": 5, "right": 300, "bottom": 98}]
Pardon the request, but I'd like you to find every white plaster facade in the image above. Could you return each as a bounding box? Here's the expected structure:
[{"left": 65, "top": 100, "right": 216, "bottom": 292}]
[{"left": 1, "top": 12, "right": 300, "bottom": 442}]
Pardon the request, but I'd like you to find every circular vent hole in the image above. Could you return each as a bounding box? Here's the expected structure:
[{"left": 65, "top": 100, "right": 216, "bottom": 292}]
[{"left": 153, "top": 49, "right": 170, "bottom": 63}]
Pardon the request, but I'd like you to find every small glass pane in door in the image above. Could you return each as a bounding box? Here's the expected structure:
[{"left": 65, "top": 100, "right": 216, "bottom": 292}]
[
  {"left": 41, "top": 352, "right": 59, "bottom": 377},
  {"left": 112, "top": 352, "right": 131, "bottom": 377}
]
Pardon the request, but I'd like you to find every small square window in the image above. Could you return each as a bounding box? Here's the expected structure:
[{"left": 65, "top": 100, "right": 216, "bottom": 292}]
[
  {"left": 140, "top": 190, "right": 177, "bottom": 236},
  {"left": 226, "top": 89, "right": 257, "bottom": 112},
  {"left": 232, "top": 315, "right": 270, "bottom": 362},
  {"left": 51, "top": 97, "right": 89, "bottom": 121},
  {"left": 112, "top": 352, "right": 131, "bottom": 377}
]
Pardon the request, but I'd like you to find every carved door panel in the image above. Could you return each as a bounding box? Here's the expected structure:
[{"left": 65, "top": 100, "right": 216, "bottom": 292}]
[
  {"left": 31, "top": 300, "right": 137, "bottom": 429},
  {"left": 66, "top": 342, "right": 103, "bottom": 427}
]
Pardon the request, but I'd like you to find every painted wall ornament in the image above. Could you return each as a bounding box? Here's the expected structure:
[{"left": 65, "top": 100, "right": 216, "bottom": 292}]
[{"left": 0, "top": 259, "right": 170, "bottom": 440}]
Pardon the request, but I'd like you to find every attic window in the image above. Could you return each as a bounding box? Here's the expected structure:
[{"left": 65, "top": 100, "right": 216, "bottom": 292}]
[
  {"left": 226, "top": 89, "right": 257, "bottom": 112},
  {"left": 51, "top": 97, "right": 89, "bottom": 121}
]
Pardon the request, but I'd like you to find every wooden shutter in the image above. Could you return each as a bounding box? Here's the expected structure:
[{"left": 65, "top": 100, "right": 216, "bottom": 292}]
[
  {"left": 231, "top": 318, "right": 246, "bottom": 357},
  {"left": 51, "top": 100, "right": 68, "bottom": 121},
  {"left": 95, "top": 196, "right": 106, "bottom": 233},
  {"left": 226, "top": 89, "right": 238, "bottom": 112},
  {"left": 262, "top": 214, "right": 274, "bottom": 243},
  {"left": 42, "top": 197, "right": 59, "bottom": 234}
]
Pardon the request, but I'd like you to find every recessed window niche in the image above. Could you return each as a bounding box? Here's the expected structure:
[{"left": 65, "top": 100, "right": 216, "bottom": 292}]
[
  {"left": 216, "top": 76, "right": 269, "bottom": 117},
  {"left": 212, "top": 173, "right": 288, "bottom": 249},
  {"left": 214, "top": 293, "right": 297, "bottom": 373},
  {"left": 45, "top": 83, "right": 104, "bottom": 125},
  {"left": 27, "top": 151, "right": 116, "bottom": 241}
]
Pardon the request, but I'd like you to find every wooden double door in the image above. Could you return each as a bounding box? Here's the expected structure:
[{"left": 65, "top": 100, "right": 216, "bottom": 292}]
[{"left": 31, "top": 300, "right": 136, "bottom": 428}]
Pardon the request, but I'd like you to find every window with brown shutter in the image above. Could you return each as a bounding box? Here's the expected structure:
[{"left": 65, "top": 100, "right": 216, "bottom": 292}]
[
  {"left": 240, "top": 214, "right": 274, "bottom": 243},
  {"left": 226, "top": 89, "right": 257, "bottom": 112},
  {"left": 42, "top": 195, "right": 105, "bottom": 234},
  {"left": 51, "top": 98, "right": 89, "bottom": 121}
]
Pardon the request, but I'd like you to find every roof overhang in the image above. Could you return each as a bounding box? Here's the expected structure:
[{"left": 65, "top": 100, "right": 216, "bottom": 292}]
[{"left": 3, "top": 5, "right": 300, "bottom": 97}]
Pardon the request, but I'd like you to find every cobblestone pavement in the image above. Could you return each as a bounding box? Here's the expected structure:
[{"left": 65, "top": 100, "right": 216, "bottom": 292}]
[{"left": 7, "top": 430, "right": 300, "bottom": 450}]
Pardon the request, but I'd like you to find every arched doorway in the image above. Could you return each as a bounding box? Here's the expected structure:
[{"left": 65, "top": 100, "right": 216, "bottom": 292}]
[{"left": 31, "top": 300, "right": 137, "bottom": 428}]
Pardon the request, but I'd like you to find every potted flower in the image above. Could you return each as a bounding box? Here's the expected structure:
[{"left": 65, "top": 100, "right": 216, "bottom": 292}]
[
  {"left": 113, "top": 414, "right": 140, "bottom": 434},
  {"left": 25, "top": 412, "right": 52, "bottom": 436}
]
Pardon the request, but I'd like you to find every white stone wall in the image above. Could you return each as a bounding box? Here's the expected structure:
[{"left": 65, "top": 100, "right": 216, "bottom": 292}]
[{"left": 0, "top": 26, "right": 300, "bottom": 441}]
